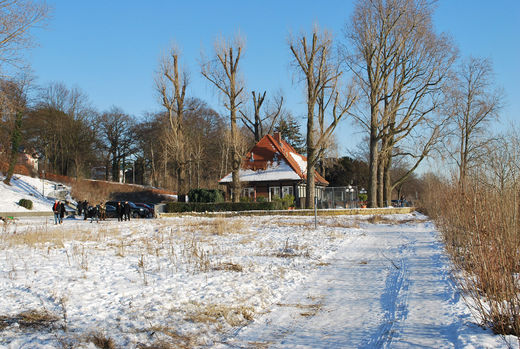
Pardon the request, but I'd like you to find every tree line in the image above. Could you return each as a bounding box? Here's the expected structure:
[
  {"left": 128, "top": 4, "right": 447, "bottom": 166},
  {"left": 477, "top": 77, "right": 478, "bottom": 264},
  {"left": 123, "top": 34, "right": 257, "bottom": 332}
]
[{"left": 0, "top": 0, "right": 506, "bottom": 209}]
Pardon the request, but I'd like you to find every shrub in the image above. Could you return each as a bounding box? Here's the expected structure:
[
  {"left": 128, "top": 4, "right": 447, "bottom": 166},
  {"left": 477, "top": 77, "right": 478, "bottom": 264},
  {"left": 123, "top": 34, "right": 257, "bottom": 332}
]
[
  {"left": 256, "top": 196, "right": 267, "bottom": 203},
  {"left": 165, "top": 201, "right": 283, "bottom": 213},
  {"left": 422, "top": 177, "right": 520, "bottom": 337},
  {"left": 188, "top": 189, "right": 224, "bottom": 203},
  {"left": 18, "top": 198, "right": 33, "bottom": 210},
  {"left": 273, "top": 195, "right": 295, "bottom": 209}
]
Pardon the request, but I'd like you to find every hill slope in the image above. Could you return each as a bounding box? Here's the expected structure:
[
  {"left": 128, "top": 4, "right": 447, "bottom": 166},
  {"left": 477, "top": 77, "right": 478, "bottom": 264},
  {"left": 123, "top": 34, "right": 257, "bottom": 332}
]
[{"left": 0, "top": 174, "right": 70, "bottom": 213}]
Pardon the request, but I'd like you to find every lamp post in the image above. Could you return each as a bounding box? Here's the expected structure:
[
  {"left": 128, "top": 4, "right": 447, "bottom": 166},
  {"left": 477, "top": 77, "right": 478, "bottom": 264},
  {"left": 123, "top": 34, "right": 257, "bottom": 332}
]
[
  {"left": 347, "top": 185, "right": 353, "bottom": 208},
  {"left": 41, "top": 170, "right": 45, "bottom": 197}
]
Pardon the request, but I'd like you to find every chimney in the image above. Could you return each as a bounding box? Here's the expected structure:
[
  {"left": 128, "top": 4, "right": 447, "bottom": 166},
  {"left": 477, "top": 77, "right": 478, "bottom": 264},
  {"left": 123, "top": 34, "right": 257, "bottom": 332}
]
[{"left": 274, "top": 132, "right": 282, "bottom": 144}]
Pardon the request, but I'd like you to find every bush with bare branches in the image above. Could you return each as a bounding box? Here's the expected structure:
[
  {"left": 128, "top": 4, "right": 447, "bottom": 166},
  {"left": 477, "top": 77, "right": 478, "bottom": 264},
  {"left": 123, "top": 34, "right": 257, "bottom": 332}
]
[{"left": 422, "top": 174, "right": 520, "bottom": 338}]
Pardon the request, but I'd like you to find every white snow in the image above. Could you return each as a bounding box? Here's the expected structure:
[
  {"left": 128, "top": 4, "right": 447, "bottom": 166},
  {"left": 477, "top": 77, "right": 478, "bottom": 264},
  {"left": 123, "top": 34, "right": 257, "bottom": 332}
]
[
  {"left": 0, "top": 174, "right": 70, "bottom": 213},
  {"left": 220, "top": 159, "right": 301, "bottom": 183},
  {"left": 289, "top": 151, "right": 307, "bottom": 175},
  {"left": 0, "top": 213, "right": 516, "bottom": 348},
  {"left": 0, "top": 179, "right": 516, "bottom": 348}
]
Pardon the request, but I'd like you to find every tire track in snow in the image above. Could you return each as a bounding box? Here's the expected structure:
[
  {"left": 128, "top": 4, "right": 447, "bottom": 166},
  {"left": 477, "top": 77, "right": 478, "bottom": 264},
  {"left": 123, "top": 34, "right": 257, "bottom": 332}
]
[
  {"left": 218, "top": 218, "right": 512, "bottom": 348},
  {"left": 362, "top": 242, "right": 411, "bottom": 348}
]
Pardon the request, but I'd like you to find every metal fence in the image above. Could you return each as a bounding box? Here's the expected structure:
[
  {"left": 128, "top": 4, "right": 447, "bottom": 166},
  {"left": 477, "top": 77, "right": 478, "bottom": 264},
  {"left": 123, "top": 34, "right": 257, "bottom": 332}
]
[{"left": 317, "top": 186, "right": 360, "bottom": 209}]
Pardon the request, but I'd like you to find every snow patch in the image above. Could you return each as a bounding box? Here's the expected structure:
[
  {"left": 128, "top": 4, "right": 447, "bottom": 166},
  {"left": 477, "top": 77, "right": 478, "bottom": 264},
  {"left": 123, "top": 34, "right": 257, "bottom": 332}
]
[{"left": 289, "top": 151, "right": 307, "bottom": 175}]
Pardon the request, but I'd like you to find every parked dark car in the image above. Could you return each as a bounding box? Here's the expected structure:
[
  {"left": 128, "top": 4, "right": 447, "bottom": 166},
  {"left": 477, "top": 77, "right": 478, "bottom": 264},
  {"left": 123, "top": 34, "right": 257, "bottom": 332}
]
[
  {"left": 105, "top": 204, "right": 118, "bottom": 218},
  {"left": 105, "top": 201, "right": 148, "bottom": 218},
  {"left": 135, "top": 203, "right": 154, "bottom": 218}
]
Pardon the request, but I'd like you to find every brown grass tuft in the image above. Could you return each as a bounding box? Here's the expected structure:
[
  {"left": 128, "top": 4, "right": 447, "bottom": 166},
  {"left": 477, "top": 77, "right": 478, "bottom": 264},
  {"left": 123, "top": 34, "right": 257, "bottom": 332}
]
[
  {"left": 140, "top": 326, "right": 194, "bottom": 349},
  {"left": 86, "top": 332, "right": 117, "bottom": 349},
  {"left": 0, "top": 309, "right": 60, "bottom": 330},
  {"left": 212, "top": 261, "right": 243, "bottom": 272},
  {"left": 184, "top": 302, "right": 254, "bottom": 327}
]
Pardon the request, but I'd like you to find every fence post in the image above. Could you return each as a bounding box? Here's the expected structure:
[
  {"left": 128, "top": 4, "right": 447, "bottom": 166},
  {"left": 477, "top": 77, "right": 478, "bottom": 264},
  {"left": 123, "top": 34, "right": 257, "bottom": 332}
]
[{"left": 314, "top": 196, "right": 317, "bottom": 230}]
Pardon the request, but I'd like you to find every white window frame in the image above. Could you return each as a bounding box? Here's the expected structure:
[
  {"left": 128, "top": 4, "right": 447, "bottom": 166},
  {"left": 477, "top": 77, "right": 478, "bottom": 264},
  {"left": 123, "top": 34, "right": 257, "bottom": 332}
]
[
  {"left": 269, "top": 186, "right": 281, "bottom": 201},
  {"left": 242, "top": 187, "right": 255, "bottom": 199},
  {"left": 282, "top": 185, "right": 293, "bottom": 198}
]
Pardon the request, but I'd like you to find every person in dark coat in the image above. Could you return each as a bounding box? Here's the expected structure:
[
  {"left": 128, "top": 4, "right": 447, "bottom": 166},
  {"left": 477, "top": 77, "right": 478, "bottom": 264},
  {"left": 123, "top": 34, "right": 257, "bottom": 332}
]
[
  {"left": 59, "top": 201, "right": 66, "bottom": 224},
  {"left": 77, "top": 200, "right": 82, "bottom": 216},
  {"left": 90, "top": 204, "right": 99, "bottom": 223},
  {"left": 116, "top": 202, "right": 123, "bottom": 222},
  {"left": 83, "top": 200, "right": 89, "bottom": 220},
  {"left": 124, "top": 201, "right": 131, "bottom": 221}
]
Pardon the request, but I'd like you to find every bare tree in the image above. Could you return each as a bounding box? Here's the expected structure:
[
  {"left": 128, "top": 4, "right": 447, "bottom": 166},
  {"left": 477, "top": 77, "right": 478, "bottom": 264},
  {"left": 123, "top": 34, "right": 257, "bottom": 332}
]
[
  {"left": 97, "top": 107, "right": 136, "bottom": 182},
  {"left": 25, "top": 82, "right": 97, "bottom": 177},
  {"left": 240, "top": 90, "right": 284, "bottom": 142},
  {"left": 290, "top": 26, "right": 356, "bottom": 208},
  {"left": 443, "top": 57, "right": 502, "bottom": 188},
  {"left": 344, "top": 0, "right": 456, "bottom": 207},
  {"left": 0, "top": 0, "right": 50, "bottom": 70},
  {"left": 201, "top": 35, "right": 246, "bottom": 202},
  {"left": 155, "top": 45, "right": 189, "bottom": 193}
]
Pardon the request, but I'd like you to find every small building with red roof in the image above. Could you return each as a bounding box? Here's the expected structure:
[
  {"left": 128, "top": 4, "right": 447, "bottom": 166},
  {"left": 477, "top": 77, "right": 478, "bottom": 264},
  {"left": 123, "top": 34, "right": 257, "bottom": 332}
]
[{"left": 219, "top": 132, "right": 328, "bottom": 206}]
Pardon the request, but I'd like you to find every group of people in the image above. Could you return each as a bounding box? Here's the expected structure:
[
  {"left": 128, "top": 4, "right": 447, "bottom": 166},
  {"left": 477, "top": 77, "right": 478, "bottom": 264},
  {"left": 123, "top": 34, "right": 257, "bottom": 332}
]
[
  {"left": 115, "top": 201, "right": 132, "bottom": 222},
  {"left": 53, "top": 199, "right": 135, "bottom": 224},
  {"left": 76, "top": 200, "right": 133, "bottom": 222},
  {"left": 52, "top": 200, "right": 66, "bottom": 224},
  {"left": 77, "top": 200, "right": 106, "bottom": 223}
]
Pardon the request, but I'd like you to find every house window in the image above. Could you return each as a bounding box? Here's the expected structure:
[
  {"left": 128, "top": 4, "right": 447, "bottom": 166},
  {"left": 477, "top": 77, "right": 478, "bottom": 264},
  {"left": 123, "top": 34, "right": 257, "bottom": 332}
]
[
  {"left": 282, "top": 185, "right": 293, "bottom": 198},
  {"left": 298, "top": 184, "right": 306, "bottom": 198},
  {"left": 269, "top": 186, "right": 280, "bottom": 201},
  {"left": 242, "top": 187, "right": 255, "bottom": 199}
]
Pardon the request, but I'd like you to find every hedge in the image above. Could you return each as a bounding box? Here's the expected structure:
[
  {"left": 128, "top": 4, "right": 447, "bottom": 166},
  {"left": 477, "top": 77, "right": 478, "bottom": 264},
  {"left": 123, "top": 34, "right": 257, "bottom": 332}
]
[
  {"left": 18, "top": 198, "right": 33, "bottom": 210},
  {"left": 187, "top": 188, "right": 224, "bottom": 203},
  {"left": 165, "top": 201, "right": 284, "bottom": 213}
]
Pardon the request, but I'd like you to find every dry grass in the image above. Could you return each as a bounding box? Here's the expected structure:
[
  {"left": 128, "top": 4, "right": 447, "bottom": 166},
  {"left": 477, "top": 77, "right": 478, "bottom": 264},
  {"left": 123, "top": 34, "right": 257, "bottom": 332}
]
[
  {"left": 184, "top": 302, "right": 254, "bottom": 328},
  {"left": 276, "top": 298, "right": 323, "bottom": 318},
  {"left": 0, "top": 309, "right": 60, "bottom": 330},
  {"left": 86, "top": 331, "right": 116, "bottom": 349},
  {"left": 140, "top": 326, "right": 194, "bottom": 349},
  {"left": 269, "top": 218, "right": 360, "bottom": 230},
  {"left": 212, "top": 261, "right": 243, "bottom": 272},
  {"left": 183, "top": 218, "right": 247, "bottom": 236},
  {"left": 365, "top": 215, "right": 424, "bottom": 225},
  {"left": 0, "top": 226, "right": 122, "bottom": 248},
  {"left": 275, "top": 238, "right": 310, "bottom": 258}
]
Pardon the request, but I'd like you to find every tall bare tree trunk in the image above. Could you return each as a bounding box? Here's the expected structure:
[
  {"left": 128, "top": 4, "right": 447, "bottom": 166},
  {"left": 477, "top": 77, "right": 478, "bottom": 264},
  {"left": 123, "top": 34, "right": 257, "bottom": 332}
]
[
  {"left": 201, "top": 36, "right": 246, "bottom": 203},
  {"left": 383, "top": 149, "right": 393, "bottom": 206}
]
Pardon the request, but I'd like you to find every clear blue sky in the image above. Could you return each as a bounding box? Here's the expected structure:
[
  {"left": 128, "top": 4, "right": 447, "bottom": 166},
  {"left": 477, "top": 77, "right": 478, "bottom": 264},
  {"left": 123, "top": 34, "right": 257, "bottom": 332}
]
[{"left": 28, "top": 0, "right": 520, "bottom": 155}]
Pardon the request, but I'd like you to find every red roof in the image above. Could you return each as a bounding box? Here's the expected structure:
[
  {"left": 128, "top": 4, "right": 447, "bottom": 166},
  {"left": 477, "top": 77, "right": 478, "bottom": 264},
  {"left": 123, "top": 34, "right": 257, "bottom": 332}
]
[{"left": 236, "top": 133, "right": 328, "bottom": 185}]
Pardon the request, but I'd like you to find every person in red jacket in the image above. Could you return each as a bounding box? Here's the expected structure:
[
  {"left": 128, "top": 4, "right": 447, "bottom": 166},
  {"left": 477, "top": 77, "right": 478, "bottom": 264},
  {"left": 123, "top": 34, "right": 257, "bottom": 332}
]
[{"left": 52, "top": 200, "right": 60, "bottom": 225}]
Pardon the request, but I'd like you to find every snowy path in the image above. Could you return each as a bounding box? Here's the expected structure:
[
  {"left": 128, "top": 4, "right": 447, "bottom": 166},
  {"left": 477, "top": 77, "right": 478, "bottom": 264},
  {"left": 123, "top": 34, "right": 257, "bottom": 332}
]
[{"left": 221, "top": 220, "right": 506, "bottom": 348}]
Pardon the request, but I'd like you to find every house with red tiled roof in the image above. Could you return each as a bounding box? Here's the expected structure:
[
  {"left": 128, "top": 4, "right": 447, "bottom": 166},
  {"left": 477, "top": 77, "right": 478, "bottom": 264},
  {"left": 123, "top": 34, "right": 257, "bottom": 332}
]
[{"left": 219, "top": 132, "right": 328, "bottom": 207}]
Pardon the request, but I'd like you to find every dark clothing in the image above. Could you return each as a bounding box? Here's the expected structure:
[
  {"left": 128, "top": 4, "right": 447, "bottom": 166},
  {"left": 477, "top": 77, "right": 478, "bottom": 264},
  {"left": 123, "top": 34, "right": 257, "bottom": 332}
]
[
  {"left": 116, "top": 203, "right": 123, "bottom": 222},
  {"left": 123, "top": 203, "right": 131, "bottom": 221},
  {"left": 83, "top": 201, "right": 88, "bottom": 220},
  {"left": 60, "top": 203, "right": 65, "bottom": 220},
  {"left": 90, "top": 205, "right": 99, "bottom": 222}
]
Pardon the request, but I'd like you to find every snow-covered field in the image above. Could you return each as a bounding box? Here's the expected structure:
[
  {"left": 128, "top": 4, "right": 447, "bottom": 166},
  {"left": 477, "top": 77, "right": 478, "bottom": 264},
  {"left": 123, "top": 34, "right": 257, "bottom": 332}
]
[
  {"left": 0, "top": 213, "right": 516, "bottom": 348},
  {"left": 0, "top": 174, "right": 69, "bottom": 213}
]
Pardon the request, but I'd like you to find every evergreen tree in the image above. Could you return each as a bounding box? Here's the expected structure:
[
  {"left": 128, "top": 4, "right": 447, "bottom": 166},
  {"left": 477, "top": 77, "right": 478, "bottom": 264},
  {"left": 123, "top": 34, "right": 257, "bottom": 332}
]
[{"left": 274, "top": 113, "right": 305, "bottom": 154}]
